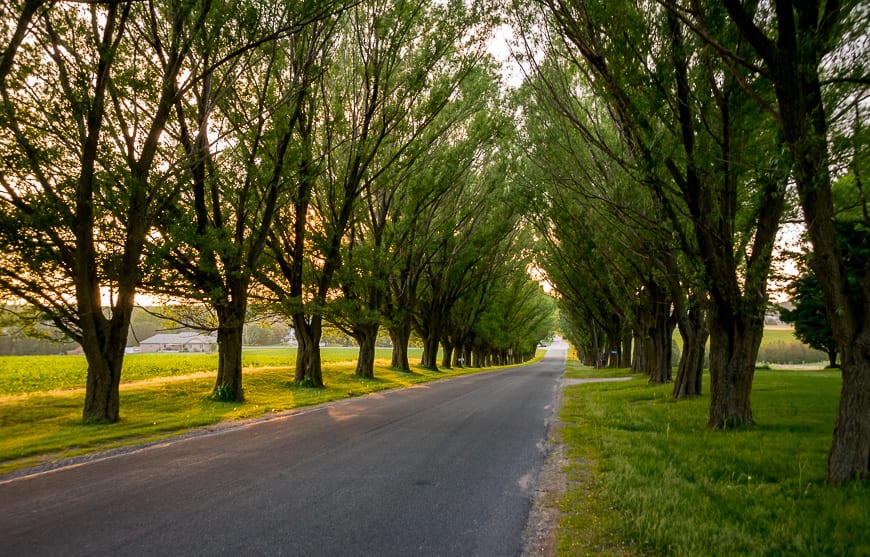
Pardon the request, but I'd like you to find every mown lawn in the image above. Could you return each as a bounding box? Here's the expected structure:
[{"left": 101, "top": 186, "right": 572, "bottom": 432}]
[
  {"left": 557, "top": 361, "right": 869, "bottom": 556},
  {"left": 1, "top": 346, "right": 530, "bottom": 475}
]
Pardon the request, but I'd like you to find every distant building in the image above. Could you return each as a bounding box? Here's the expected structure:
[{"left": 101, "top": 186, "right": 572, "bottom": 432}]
[{"left": 138, "top": 332, "right": 217, "bottom": 353}]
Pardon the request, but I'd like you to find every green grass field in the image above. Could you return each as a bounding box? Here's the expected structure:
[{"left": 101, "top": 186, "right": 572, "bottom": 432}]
[
  {"left": 557, "top": 360, "right": 869, "bottom": 556},
  {"left": 0, "top": 346, "right": 392, "bottom": 395}
]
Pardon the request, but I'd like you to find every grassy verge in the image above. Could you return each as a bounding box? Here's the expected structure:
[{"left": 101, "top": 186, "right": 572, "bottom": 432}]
[
  {"left": 0, "top": 347, "right": 541, "bottom": 476},
  {"left": 557, "top": 360, "right": 869, "bottom": 556}
]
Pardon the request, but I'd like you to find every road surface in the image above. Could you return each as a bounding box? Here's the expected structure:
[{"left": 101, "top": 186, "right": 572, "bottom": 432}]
[{"left": 0, "top": 342, "right": 567, "bottom": 557}]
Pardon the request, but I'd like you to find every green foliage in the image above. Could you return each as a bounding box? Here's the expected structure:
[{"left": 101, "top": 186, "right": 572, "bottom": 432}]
[
  {"left": 558, "top": 362, "right": 868, "bottom": 556},
  {"left": 781, "top": 219, "right": 870, "bottom": 365},
  {"left": 756, "top": 341, "right": 827, "bottom": 366}
]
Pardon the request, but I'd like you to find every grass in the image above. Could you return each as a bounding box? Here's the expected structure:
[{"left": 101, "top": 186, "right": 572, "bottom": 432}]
[
  {"left": 0, "top": 346, "right": 535, "bottom": 476},
  {"left": 556, "top": 359, "right": 869, "bottom": 556},
  {"left": 0, "top": 346, "right": 389, "bottom": 395}
]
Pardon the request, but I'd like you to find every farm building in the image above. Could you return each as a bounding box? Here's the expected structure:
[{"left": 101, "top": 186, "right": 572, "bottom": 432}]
[{"left": 138, "top": 332, "right": 217, "bottom": 353}]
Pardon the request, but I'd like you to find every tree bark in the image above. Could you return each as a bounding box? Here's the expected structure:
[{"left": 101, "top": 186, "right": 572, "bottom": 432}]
[
  {"left": 673, "top": 296, "right": 708, "bottom": 398},
  {"left": 213, "top": 319, "right": 244, "bottom": 401},
  {"left": 421, "top": 332, "right": 440, "bottom": 371},
  {"left": 620, "top": 328, "right": 632, "bottom": 368},
  {"left": 352, "top": 323, "right": 379, "bottom": 379},
  {"left": 389, "top": 322, "right": 412, "bottom": 372},
  {"left": 828, "top": 339, "right": 870, "bottom": 482},
  {"left": 707, "top": 303, "right": 764, "bottom": 428},
  {"left": 440, "top": 336, "right": 453, "bottom": 369},
  {"left": 293, "top": 315, "right": 324, "bottom": 387},
  {"left": 631, "top": 331, "right": 644, "bottom": 374},
  {"left": 81, "top": 331, "right": 125, "bottom": 423}
]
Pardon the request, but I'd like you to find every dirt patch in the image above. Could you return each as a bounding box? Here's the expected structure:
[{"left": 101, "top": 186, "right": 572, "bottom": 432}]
[
  {"left": 522, "top": 419, "right": 568, "bottom": 557},
  {"left": 521, "top": 376, "right": 635, "bottom": 557}
]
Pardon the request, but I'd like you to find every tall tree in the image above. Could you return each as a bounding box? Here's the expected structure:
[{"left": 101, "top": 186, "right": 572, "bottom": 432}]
[
  {"left": 663, "top": 0, "right": 870, "bottom": 485},
  {"left": 0, "top": 1, "right": 208, "bottom": 422},
  {"left": 331, "top": 59, "right": 504, "bottom": 379},
  {"left": 524, "top": 0, "right": 789, "bottom": 426},
  {"left": 148, "top": 2, "right": 345, "bottom": 401},
  {"left": 261, "top": 0, "right": 495, "bottom": 385}
]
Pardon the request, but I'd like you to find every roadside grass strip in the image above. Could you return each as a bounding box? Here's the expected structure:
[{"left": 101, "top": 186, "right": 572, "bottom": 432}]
[
  {"left": 557, "top": 361, "right": 869, "bottom": 556},
  {"left": 0, "top": 348, "right": 543, "bottom": 476}
]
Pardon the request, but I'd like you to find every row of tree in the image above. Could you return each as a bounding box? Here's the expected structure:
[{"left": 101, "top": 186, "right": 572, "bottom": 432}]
[
  {"left": 0, "top": 1, "right": 554, "bottom": 423},
  {"left": 513, "top": 0, "right": 868, "bottom": 484}
]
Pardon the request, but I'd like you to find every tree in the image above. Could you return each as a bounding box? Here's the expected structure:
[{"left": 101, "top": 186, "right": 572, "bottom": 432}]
[
  {"left": 147, "top": 1, "right": 346, "bottom": 401},
  {"left": 330, "top": 52, "right": 504, "bottom": 379},
  {"left": 783, "top": 220, "right": 870, "bottom": 368},
  {"left": 781, "top": 274, "right": 838, "bottom": 367},
  {"left": 523, "top": 0, "right": 789, "bottom": 427},
  {"left": 261, "top": 0, "right": 497, "bottom": 384},
  {"left": 0, "top": 1, "right": 209, "bottom": 422},
  {"left": 663, "top": 0, "right": 870, "bottom": 484}
]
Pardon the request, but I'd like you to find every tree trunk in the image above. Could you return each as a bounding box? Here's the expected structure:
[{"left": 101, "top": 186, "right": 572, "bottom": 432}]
[
  {"left": 80, "top": 288, "right": 135, "bottom": 423},
  {"left": 293, "top": 315, "right": 324, "bottom": 387},
  {"left": 606, "top": 332, "right": 620, "bottom": 368},
  {"left": 673, "top": 301, "right": 708, "bottom": 398},
  {"left": 352, "top": 323, "right": 379, "bottom": 379},
  {"left": 212, "top": 302, "right": 246, "bottom": 401},
  {"left": 418, "top": 308, "right": 443, "bottom": 371},
  {"left": 461, "top": 344, "right": 473, "bottom": 368},
  {"left": 82, "top": 339, "right": 124, "bottom": 423},
  {"left": 421, "top": 332, "right": 439, "bottom": 371},
  {"left": 472, "top": 346, "right": 484, "bottom": 367},
  {"left": 389, "top": 322, "right": 412, "bottom": 372},
  {"left": 440, "top": 336, "right": 453, "bottom": 369},
  {"left": 827, "top": 336, "right": 870, "bottom": 482},
  {"left": 453, "top": 345, "right": 465, "bottom": 367},
  {"left": 707, "top": 304, "right": 764, "bottom": 428},
  {"left": 673, "top": 329, "right": 706, "bottom": 398},
  {"left": 636, "top": 282, "right": 673, "bottom": 383},
  {"left": 620, "top": 327, "right": 632, "bottom": 368},
  {"left": 631, "top": 330, "right": 644, "bottom": 374}
]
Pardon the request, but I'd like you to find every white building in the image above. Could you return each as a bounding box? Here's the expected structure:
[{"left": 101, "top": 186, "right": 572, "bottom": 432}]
[{"left": 138, "top": 332, "right": 217, "bottom": 353}]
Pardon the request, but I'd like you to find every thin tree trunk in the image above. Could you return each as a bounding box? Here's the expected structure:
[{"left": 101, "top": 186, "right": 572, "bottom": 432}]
[
  {"left": 631, "top": 330, "right": 644, "bottom": 374},
  {"left": 440, "top": 336, "right": 453, "bottom": 369},
  {"left": 620, "top": 327, "right": 632, "bottom": 368},
  {"left": 673, "top": 301, "right": 708, "bottom": 399}
]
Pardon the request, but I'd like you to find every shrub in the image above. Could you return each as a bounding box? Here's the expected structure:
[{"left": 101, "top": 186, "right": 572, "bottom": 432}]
[{"left": 756, "top": 341, "right": 826, "bottom": 365}]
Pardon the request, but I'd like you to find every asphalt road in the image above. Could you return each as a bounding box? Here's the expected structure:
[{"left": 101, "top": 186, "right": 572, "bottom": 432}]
[{"left": 0, "top": 342, "right": 567, "bottom": 557}]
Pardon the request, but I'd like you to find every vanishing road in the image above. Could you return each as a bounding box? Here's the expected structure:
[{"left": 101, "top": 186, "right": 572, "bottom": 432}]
[{"left": 0, "top": 342, "right": 567, "bottom": 557}]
